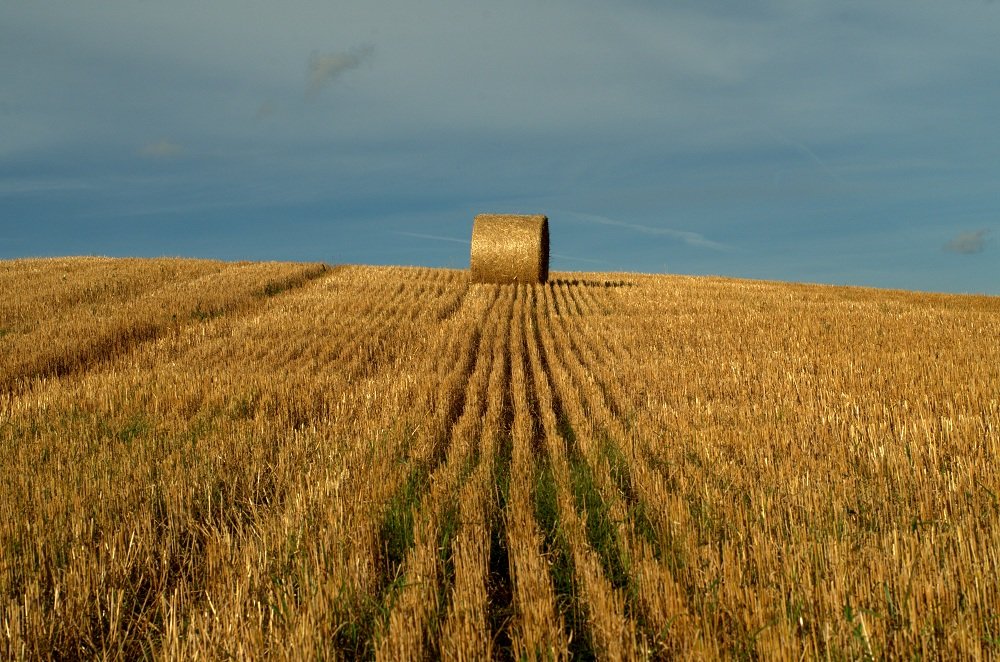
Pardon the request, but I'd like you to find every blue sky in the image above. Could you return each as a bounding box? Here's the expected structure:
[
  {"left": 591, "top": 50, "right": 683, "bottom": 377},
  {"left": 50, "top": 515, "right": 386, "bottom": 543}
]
[{"left": 2, "top": 1, "right": 998, "bottom": 294}]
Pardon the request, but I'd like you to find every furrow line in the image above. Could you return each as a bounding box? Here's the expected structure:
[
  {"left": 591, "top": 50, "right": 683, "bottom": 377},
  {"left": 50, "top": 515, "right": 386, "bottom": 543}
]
[
  {"left": 564, "top": 277, "right": 614, "bottom": 317},
  {"left": 547, "top": 281, "right": 697, "bottom": 543},
  {"left": 161, "top": 282, "right": 492, "bottom": 658},
  {"left": 540, "top": 284, "right": 694, "bottom": 656},
  {"left": 438, "top": 285, "right": 514, "bottom": 659},
  {"left": 376, "top": 287, "right": 502, "bottom": 660},
  {"left": 553, "top": 283, "right": 624, "bottom": 418},
  {"left": 507, "top": 286, "right": 568, "bottom": 659},
  {"left": 550, "top": 284, "right": 696, "bottom": 503},
  {"left": 525, "top": 286, "right": 642, "bottom": 661}
]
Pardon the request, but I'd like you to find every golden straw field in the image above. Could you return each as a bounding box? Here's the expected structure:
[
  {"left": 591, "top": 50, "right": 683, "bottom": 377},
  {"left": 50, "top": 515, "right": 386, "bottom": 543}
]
[{"left": 2, "top": 257, "right": 999, "bottom": 660}]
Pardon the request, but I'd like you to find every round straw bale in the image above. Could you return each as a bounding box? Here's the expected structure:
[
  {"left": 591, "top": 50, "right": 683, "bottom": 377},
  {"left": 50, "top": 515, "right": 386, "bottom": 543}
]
[{"left": 469, "top": 214, "right": 549, "bottom": 284}]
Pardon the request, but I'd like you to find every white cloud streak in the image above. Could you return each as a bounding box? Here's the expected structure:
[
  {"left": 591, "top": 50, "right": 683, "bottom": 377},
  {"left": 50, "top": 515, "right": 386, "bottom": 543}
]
[
  {"left": 391, "top": 230, "right": 468, "bottom": 245},
  {"left": 550, "top": 253, "right": 612, "bottom": 266},
  {"left": 559, "top": 211, "right": 735, "bottom": 252},
  {"left": 763, "top": 127, "right": 848, "bottom": 185},
  {"left": 0, "top": 178, "right": 91, "bottom": 195}
]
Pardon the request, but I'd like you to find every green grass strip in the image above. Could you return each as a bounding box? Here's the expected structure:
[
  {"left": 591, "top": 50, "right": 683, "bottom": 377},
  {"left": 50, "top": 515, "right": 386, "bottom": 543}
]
[{"left": 534, "top": 456, "right": 595, "bottom": 660}]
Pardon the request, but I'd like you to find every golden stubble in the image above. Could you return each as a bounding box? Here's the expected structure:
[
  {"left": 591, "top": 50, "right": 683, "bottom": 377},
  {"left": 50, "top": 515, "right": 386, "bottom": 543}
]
[{"left": 1, "top": 261, "right": 998, "bottom": 660}]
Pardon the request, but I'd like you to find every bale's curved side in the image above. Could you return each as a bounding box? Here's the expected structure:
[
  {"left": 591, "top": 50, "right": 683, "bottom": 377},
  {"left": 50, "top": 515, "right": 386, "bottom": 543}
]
[{"left": 470, "top": 214, "right": 549, "bottom": 284}]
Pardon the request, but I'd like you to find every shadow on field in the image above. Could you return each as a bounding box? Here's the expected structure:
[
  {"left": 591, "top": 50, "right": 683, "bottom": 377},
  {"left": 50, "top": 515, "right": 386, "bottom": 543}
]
[{"left": 549, "top": 278, "right": 636, "bottom": 288}]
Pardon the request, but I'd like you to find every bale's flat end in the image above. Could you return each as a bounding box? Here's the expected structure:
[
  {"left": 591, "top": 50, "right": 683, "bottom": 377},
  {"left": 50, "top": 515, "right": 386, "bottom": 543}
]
[{"left": 470, "top": 214, "right": 549, "bottom": 284}]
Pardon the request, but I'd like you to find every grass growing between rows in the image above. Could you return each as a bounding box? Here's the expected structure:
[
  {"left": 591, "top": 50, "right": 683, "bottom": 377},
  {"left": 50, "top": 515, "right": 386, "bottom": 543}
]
[
  {"left": 599, "top": 435, "right": 661, "bottom": 559},
  {"left": 488, "top": 429, "right": 514, "bottom": 660},
  {"left": 434, "top": 497, "right": 462, "bottom": 644},
  {"left": 533, "top": 456, "right": 594, "bottom": 660},
  {"left": 560, "top": 435, "right": 628, "bottom": 593},
  {"left": 332, "top": 464, "right": 431, "bottom": 659},
  {"left": 379, "top": 468, "right": 429, "bottom": 590}
]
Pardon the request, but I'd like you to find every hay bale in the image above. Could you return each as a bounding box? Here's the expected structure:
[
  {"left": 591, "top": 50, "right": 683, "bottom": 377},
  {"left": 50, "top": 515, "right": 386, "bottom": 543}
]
[{"left": 469, "top": 214, "right": 549, "bottom": 284}]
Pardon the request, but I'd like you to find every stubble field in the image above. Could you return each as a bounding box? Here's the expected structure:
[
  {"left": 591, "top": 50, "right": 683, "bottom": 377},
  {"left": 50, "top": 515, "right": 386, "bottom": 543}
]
[{"left": 1, "top": 257, "right": 999, "bottom": 660}]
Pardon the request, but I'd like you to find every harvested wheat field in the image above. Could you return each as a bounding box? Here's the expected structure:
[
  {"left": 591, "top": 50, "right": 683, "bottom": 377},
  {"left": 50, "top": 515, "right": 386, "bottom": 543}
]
[{"left": 2, "top": 257, "right": 999, "bottom": 660}]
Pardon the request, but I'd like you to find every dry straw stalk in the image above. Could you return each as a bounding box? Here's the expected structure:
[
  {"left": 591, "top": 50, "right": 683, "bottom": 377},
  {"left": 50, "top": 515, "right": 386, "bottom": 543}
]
[{"left": 469, "top": 214, "right": 549, "bottom": 284}]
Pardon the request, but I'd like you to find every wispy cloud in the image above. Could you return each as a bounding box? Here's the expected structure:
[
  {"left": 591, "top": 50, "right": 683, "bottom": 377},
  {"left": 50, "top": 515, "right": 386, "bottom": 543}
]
[
  {"left": 944, "top": 229, "right": 990, "bottom": 254},
  {"left": 764, "top": 127, "right": 847, "bottom": 185},
  {"left": 307, "top": 45, "right": 374, "bottom": 96},
  {"left": 139, "top": 139, "right": 183, "bottom": 159},
  {"left": 0, "top": 178, "right": 90, "bottom": 195},
  {"left": 559, "top": 211, "right": 735, "bottom": 252},
  {"left": 392, "top": 230, "right": 468, "bottom": 245},
  {"left": 551, "top": 253, "right": 612, "bottom": 266}
]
